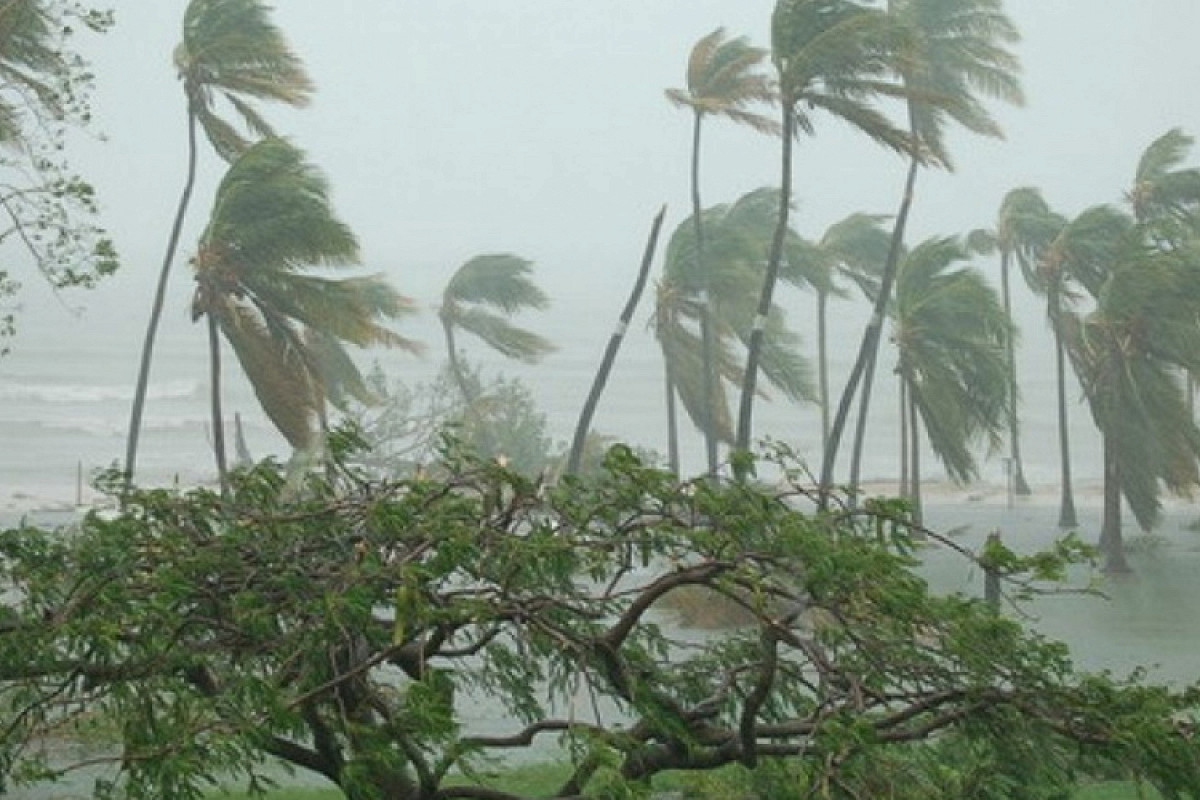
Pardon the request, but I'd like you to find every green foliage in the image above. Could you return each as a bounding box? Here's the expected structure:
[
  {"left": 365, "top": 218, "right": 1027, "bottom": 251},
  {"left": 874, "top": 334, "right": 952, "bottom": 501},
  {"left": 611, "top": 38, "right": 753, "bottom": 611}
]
[
  {"left": 0, "top": 0, "right": 118, "bottom": 354},
  {"left": 893, "top": 235, "right": 1012, "bottom": 483},
  {"left": 3, "top": 446, "right": 1200, "bottom": 799},
  {"left": 191, "top": 138, "right": 419, "bottom": 452},
  {"left": 656, "top": 188, "right": 815, "bottom": 443}
]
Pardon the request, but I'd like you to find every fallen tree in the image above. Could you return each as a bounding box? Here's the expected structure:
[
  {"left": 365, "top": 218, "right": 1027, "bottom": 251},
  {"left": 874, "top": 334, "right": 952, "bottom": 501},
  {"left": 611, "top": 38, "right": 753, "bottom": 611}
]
[{"left": 2, "top": 437, "right": 1198, "bottom": 799}]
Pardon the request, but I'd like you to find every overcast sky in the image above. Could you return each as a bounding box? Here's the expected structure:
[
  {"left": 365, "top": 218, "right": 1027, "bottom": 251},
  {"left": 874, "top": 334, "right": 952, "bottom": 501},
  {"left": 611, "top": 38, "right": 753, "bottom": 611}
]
[
  {"left": 34, "top": 0, "right": 1190, "bottom": 318},
  {"left": 4, "top": 0, "right": 1200, "bottom": 483}
]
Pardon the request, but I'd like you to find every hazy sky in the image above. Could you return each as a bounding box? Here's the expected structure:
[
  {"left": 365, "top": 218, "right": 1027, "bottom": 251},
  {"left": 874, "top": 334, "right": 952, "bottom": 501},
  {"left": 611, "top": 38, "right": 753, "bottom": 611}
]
[
  {"left": 6, "top": 0, "right": 1200, "bottom": 485},
  {"left": 38, "top": 0, "right": 1196, "bottom": 322}
]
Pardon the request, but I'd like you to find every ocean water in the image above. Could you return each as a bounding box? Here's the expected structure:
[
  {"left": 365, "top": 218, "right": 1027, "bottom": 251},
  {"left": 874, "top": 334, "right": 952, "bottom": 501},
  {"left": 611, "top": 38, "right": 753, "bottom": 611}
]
[{"left": 0, "top": 277, "right": 1109, "bottom": 512}]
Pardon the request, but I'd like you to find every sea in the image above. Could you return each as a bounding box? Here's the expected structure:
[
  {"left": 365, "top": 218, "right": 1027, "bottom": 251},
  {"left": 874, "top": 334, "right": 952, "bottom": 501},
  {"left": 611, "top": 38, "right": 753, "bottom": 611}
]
[{"left": 0, "top": 274, "right": 1112, "bottom": 515}]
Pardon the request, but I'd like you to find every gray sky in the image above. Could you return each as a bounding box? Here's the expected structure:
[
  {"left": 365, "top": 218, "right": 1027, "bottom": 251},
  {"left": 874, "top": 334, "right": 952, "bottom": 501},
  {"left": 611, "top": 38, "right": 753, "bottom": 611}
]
[
  {"left": 7, "top": 0, "right": 1200, "bottom": 484},
  {"left": 27, "top": 1, "right": 1200, "bottom": 323}
]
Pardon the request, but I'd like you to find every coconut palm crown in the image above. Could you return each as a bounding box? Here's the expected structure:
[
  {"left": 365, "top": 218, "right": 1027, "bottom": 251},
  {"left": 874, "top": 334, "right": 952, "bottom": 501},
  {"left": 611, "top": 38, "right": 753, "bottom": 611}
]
[
  {"left": 191, "top": 138, "right": 418, "bottom": 490},
  {"left": 438, "top": 254, "right": 554, "bottom": 404},
  {"left": 176, "top": 0, "right": 315, "bottom": 162}
]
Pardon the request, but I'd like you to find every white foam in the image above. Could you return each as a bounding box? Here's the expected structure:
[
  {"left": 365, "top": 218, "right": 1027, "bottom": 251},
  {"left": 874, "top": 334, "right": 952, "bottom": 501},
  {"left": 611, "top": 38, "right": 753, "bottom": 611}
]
[{"left": 0, "top": 379, "right": 201, "bottom": 404}]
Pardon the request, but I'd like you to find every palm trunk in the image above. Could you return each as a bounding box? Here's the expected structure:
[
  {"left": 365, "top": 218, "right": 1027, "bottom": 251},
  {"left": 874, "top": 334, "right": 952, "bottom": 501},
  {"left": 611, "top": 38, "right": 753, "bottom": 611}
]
[
  {"left": 1000, "top": 250, "right": 1031, "bottom": 495},
  {"left": 898, "top": 371, "right": 909, "bottom": 498},
  {"left": 690, "top": 111, "right": 720, "bottom": 479},
  {"left": 817, "top": 291, "right": 830, "bottom": 458},
  {"left": 734, "top": 101, "right": 794, "bottom": 472},
  {"left": 124, "top": 107, "right": 199, "bottom": 493},
  {"left": 846, "top": 341, "right": 877, "bottom": 506},
  {"left": 827, "top": 151, "right": 919, "bottom": 501},
  {"left": 206, "top": 312, "right": 229, "bottom": 499},
  {"left": 567, "top": 206, "right": 666, "bottom": 475},
  {"left": 664, "top": 369, "right": 680, "bottom": 477},
  {"left": 1050, "top": 287, "right": 1078, "bottom": 528},
  {"left": 908, "top": 374, "right": 922, "bottom": 528},
  {"left": 1099, "top": 434, "right": 1130, "bottom": 573},
  {"left": 441, "top": 317, "right": 474, "bottom": 406}
]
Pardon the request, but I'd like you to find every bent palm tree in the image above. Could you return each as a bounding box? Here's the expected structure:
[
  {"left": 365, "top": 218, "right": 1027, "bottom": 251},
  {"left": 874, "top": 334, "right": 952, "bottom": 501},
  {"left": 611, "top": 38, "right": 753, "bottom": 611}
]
[
  {"left": 655, "top": 188, "right": 814, "bottom": 473},
  {"left": 438, "top": 253, "right": 554, "bottom": 407},
  {"left": 1065, "top": 242, "right": 1200, "bottom": 573},
  {"left": 1062, "top": 130, "right": 1200, "bottom": 571},
  {"left": 811, "top": 212, "right": 890, "bottom": 472},
  {"left": 892, "top": 236, "right": 1010, "bottom": 523},
  {"left": 969, "top": 187, "right": 1062, "bottom": 496},
  {"left": 735, "top": 0, "right": 918, "bottom": 471},
  {"left": 190, "top": 139, "right": 418, "bottom": 495},
  {"left": 667, "top": 27, "right": 778, "bottom": 475},
  {"left": 125, "top": 0, "right": 313, "bottom": 490},
  {"left": 827, "top": 0, "right": 1024, "bottom": 497}
]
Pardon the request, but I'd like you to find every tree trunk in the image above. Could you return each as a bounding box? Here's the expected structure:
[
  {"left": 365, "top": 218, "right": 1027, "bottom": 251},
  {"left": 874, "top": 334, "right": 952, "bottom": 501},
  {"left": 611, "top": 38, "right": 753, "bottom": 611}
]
[
  {"left": 1050, "top": 288, "right": 1078, "bottom": 528},
  {"left": 206, "top": 312, "right": 229, "bottom": 499},
  {"left": 1100, "top": 434, "right": 1131, "bottom": 573},
  {"left": 124, "top": 107, "right": 199, "bottom": 494},
  {"left": 898, "top": 372, "right": 909, "bottom": 499},
  {"left": 817, "top": 291, "right": 830, "bottom": 461},
  {"left": 908, "top": 375, "right": 923, "bottom": 528},
  {"left": 566, "top": 206, "right": 666, "bottom": 475},
  {"left": 734, "top": 102, "right": 794, "bottom": 473},
  {"left": 846, "top": 341, "right": 878, "bottom": 506},
  {"left": 1000, "top": 250, "right": 1032, "bottom": 495},
  {"left": 822, "top": 149, "right": 920, "bottom": 502},
  {"left": 664, "top": 369, "right": 680, "bottom": 478},
  {"left": 690, "top": 111, "right": 720, "bottom": 479},
  {"left": 441, "top": 316, "right": 474, "bottom": 406}
]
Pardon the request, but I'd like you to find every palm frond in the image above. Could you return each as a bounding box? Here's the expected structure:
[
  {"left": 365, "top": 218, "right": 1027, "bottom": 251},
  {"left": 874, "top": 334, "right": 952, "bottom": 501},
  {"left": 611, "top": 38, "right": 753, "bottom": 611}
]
[{"left": 443, "top": 306, "right": 554, "bottom": 363}]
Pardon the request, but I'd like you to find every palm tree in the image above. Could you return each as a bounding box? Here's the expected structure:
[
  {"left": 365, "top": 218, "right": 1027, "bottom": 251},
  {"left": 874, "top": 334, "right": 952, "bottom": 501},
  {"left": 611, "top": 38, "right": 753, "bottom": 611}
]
[
  {"left": 824, "top": 0, "right": 1024, "bottom": 497},
  {"left": 892, "top": 236, "right": 1010, "bottom": 523},
  {"left": 437, "top": 253, "right": 554, "bottom": 407},
  {"left": 190, "top": 139, "right": 418, "bottom": 495},
  {"left": 1065, "top": 242, "right": 1200, "bottom": 573},
  {"left": 125, "top": 0, "right": 313, "bottom": 490},
  {"left": 667, "top": 27, "right": 778, "bottom": 476},
  {"left": 567, "top": 208, "right": 667, "bottom": 476},
  {"left": 969, "top": 187, "right": 1063, "bottom": 496},
  {"left": 1031, "top": 204, "right": 1128, "bottom": 528},
  {"left": 809, "top": 213, "right": 891, "bottom": 477},
  {"left": 1127, "top": 128, "right": 1200, "bottom": 235},
  {"left": 655, "top": 188, "right": 814, "bottom": 474},
  {"left": 1061, "top": 130, "right": 1200, "bottom": 572},
  {"left": 735, "top": 0, "right": 919, "bottom": 472}
]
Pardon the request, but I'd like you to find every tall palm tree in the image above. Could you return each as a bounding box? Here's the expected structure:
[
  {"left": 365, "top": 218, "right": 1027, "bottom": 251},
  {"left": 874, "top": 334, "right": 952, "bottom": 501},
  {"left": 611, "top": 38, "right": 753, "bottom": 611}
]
[
  {"left": 437, "top": 253, "right": 554, "bottom": 407},
  {"left": 656, "top": 188, "right": 814, "bottom": 473},
  {"left": 810, "top": 213, "right": 890, "bottom": 474},
  {"left": 190, "top": 138, "right": 418, "bottom": 495},
  {"left": 735, "top": 0, "right": 919, "bottom": 471},
  {"left": 892, "top": 236, "right": 1010, "bottom": 523},
  {"left": 667, "top": 27, "right": 778, "bottom": 476},
  {"left": 825, "top": 0, "right": 1024, "bottom": 497},
  {"left": 969, "top": 187, "right": 1063, "bottom": 496},
  {"left": 567, "top": 208, "right": 667, "bottom": 476},
  {"left": 125, "top": 0, "right": 313, "bottom": 490},
  {"left": 1065, "top": 242, "right": 1200, "bottom": 573},
  {"left": 1031, "top": 205, "right": 1128, "bottom": 528},
  {"left": 1061, "top": 130, "right": 1200, "bottom": 571}
]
